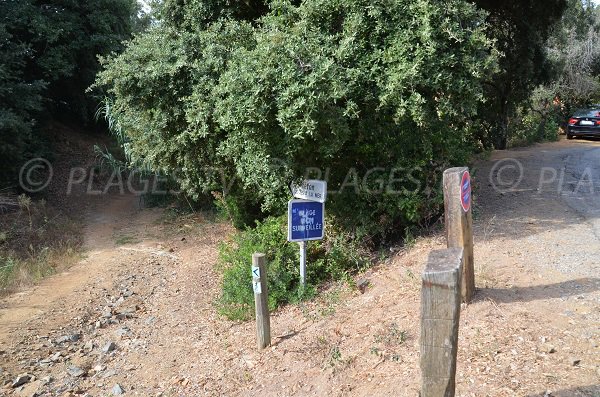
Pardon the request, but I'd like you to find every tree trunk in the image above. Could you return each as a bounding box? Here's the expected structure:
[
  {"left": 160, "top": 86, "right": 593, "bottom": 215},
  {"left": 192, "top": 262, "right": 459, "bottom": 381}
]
[{"left": 493, "top": 99, "right": 510, "bottom": 150}]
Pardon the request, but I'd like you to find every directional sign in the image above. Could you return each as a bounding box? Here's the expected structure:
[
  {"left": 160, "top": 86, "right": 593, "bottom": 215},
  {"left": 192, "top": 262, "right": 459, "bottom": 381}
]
[
  {"left": 290, "top": 180, "right": 327, "bottom": 203},
  {"left": 251, "top": 266, "right": 260, "bottom": 278},
  {"left": 287, "top": 199, "right": 325, "bottom": 242},
  {"left": 460, "top": 171, "right": 471, "bottom": 212}
]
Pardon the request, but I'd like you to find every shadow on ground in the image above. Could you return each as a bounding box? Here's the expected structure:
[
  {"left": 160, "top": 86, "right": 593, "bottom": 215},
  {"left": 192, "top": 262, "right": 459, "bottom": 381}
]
[
  {"left": 475, "top": 278, "right": 600, "bottom": 304},
  {"left": 526, "top": 384, "right": 600, "bottom": 397},
  {"left": 472, "top": 140, "right": 600, "bottom": 242}
]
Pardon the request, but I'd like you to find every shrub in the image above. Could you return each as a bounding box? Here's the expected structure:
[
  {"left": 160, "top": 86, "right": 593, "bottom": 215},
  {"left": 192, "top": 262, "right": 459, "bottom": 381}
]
[
  {"left": 217, "top": 215, "right": 368, "bottom": 321},
  {"left": 508, "top": 86, "right": 562, "bottom": 147},
  {"left": 95, "top": 0, "right": 498, "bottom": 243}
]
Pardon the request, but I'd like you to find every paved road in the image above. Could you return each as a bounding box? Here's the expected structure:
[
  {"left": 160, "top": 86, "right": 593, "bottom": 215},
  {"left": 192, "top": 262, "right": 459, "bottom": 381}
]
[{"left": 476, "top": 138, "right": 600, "bottom": 279}]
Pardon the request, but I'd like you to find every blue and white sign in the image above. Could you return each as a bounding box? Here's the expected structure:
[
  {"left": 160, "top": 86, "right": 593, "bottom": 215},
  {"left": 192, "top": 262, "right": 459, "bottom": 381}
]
[{"left": 287, "top": 199, "right": 325, "bottom": 242}]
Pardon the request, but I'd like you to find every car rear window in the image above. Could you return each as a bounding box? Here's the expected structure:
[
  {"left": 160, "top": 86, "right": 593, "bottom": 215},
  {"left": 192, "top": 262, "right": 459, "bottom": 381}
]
[{"left": 573, "top": 109, "right": 600, "bottom": 117}]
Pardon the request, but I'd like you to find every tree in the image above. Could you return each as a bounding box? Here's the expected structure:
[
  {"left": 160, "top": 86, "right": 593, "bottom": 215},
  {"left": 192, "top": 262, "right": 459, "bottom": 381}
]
[
  {"left": 473, "top": 0, "right": 567, "bottom": 149},
  {"left": 547, "top": 0, "right": 600, "bottom": 110},
  {"left": 96, "top": 0, "right": 497, "bottom": 241},
  {"left": 0, "top": 0, "right": 138, "bottom": 186},
  {"left": 0, "top": 1, "right": 45, "bottom": 185}
]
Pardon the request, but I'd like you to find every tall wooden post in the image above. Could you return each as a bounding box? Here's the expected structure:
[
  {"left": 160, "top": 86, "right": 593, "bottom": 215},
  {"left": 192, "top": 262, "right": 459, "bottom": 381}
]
[
  {"left": 252, "top": 253, "right": 271, "bottom": 349},
  {"left": 443, "top": 167, "right": 475, "bottom": 303},
  {"left": 420, "top": 248, "right": 464, "bottom": 397}
]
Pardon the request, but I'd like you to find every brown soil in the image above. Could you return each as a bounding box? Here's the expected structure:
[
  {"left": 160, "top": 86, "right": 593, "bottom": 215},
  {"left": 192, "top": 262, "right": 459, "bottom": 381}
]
[{"left": 0, "top": 137, "right": 599, "bottom": 397}]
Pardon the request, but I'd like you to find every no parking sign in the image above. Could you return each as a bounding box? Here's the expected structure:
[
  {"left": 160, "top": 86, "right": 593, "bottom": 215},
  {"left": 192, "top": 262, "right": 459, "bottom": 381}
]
[{"left": 460, "top": 171, "right": 471, "bottom": 212}]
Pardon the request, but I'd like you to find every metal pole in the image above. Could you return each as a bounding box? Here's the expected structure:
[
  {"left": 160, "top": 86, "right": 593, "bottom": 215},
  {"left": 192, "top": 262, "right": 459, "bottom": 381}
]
[{"left": 299, "top": 241, "right": 306, "bottom": 287}]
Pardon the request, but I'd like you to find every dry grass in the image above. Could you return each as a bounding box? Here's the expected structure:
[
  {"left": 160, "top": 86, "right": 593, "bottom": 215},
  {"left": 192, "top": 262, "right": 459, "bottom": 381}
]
[{"left": 0, "top": 194, "right": 83, "bottom": 295}]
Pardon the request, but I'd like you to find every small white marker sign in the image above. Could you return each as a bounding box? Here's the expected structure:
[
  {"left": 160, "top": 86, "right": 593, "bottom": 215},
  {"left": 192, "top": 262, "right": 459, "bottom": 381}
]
[
  {"left": 253, "top": 280, "right": 262, "bottom": 294},
  {"left": 291, "top": 180, "right": 327, "bottom": 203},
  {"left": 251, "top": 266, "right": 260, "bottom": 278}
]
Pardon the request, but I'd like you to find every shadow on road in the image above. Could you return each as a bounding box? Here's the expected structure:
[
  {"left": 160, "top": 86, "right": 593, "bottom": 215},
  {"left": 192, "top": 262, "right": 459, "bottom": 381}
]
[
  {"left": 475, "top": 278, "right": 600, "bottom": 304},
  {"left": 525, "top": 384, "right": 600, "bottom": 397},
  {"left": 472, "top": 140, "right": 600, "bottom": 246}
]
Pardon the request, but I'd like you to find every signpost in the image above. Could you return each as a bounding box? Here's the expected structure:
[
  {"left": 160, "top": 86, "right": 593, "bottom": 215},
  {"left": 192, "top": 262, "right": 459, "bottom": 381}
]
[
  {"left": 287, "top": 180, "right": 327, "bottom": 287},
  {"left": 443, "top": 167, "right": 475, "bottom": 303},
  {"left": 290, "top": 179, "right": 327, "bottom": 203}
]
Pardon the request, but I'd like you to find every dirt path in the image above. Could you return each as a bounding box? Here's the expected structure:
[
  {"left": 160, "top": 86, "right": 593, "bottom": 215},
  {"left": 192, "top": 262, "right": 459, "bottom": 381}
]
[
  {"left": 1, "top": 138, "right": 599, "bottom": 397},
  {"left": 0, "top": 194, "right": 146, "bottom": 339}
]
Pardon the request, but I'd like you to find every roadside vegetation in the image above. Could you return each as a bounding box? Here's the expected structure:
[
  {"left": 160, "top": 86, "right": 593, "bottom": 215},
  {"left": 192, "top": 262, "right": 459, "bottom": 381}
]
[{"left": 0, "top": 195, "right": 83, "bottom": 294}]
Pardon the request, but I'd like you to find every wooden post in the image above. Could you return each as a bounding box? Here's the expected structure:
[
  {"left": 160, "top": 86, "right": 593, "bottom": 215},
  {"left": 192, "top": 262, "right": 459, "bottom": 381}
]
[
  {"left": 252, "top": 253, "right": 271, "bottom": 349},
  {"left": 443, "top": 167, "right": 475, "bottom": 303},
  {"left": 420, "top": 248, "right": 464, "bottom": 397}
]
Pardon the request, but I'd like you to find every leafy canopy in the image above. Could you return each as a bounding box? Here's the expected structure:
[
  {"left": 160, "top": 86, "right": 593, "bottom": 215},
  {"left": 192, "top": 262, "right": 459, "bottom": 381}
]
[
  {"left": 97, "top": 0, "right": 498, "bottom": 242},
  {"left": 0, "top": 0, "right": 138, "bottom": 186}
]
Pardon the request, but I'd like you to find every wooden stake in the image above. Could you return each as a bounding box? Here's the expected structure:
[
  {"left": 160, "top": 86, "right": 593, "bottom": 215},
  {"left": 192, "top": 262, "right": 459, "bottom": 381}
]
[
  {"left": 420, "top": 248, "right": 464, "bottom": 397},
  {"left": 443, "top": 167, "right": 475, "bottom": 303},
  {"left": 252, "top": 253, "right": 271, "bottom": 349}
]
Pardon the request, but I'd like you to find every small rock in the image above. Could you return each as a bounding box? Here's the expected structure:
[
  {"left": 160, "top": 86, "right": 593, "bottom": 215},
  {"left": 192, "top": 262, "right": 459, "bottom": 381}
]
[
  {"left": 67, "top": 366, "right": 86, "bottom": 378},
  {"left": 122, "top": 290, "right": 134, "bottom": 298},
  {"left": 50, "top": 352, "right": 62, "bottom": 363},
  {"left": 114, "top": 327, "right": 130, "bottom": 338},
  {"left": 357, "top": 278, "right": 370, "bottom": 294},
  {"left": 11, "top": 373, "right": 31, "bottom": 388},
  {"left": 93, "top": 364, "right": 106, "bottom": 373},
  {"left": 41, "top": 376, "right": 53, "bottom": 385},
  {"left": 84, "top": 340, "right": 94, "bottom": 351},
  {"left": 111, "top": 383, "right": 124, "bottom": 395},
  {"left": 542, "top": 344, "right": 556, "bottom": 354},
  {"left": 571, "top": 358, "right": 581, "bottom": 366},
  {"left": 102, "top": 370, "right": 117, "bottom": 378},
  {"left": 102, "top": 341, "right": 117, "bottom": 354},
  {"left": 56, "top": 334, "right": 80, "bottom": 344}
]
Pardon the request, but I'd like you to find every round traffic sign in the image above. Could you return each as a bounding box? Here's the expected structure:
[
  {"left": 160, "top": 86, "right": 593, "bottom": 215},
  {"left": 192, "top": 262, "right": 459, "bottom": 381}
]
[{"left": 460, "top": 171, "right": 471, "bottom": 212}]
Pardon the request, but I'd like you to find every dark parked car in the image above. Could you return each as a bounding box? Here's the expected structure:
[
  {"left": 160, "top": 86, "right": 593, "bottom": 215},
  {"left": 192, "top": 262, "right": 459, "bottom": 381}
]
[{"left": 566, "top": 107, "right": 600, "bottom": 139}]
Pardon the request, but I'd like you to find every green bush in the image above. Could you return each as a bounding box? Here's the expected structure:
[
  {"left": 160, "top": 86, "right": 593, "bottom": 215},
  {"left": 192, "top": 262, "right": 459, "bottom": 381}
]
[
  {"left": 508, "top": 86, "right": 562, "bottom": 147},
  {"left": 217, "top": 215, "right": 368, "bottom": 321},
  {"left": 95, "top": 0, "right": 498, "bottom": 243}
]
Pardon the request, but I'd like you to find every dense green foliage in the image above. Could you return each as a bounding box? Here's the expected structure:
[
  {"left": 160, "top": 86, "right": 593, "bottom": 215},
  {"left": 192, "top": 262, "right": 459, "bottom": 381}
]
[
  {"left": 218, "top": 215, "right": 366, "bottom": 320},
  {"left": 97, "top": 0, "right": 497, "bottom": 243},
  {"left": 0, "top": 0, "right": 138, "bottom": 186},
  {"left": 472, "top": 0, "right": 568, "bottom": 149},
  {"left": 0, "top": 19, "right": 46, "bottom": 185}
]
